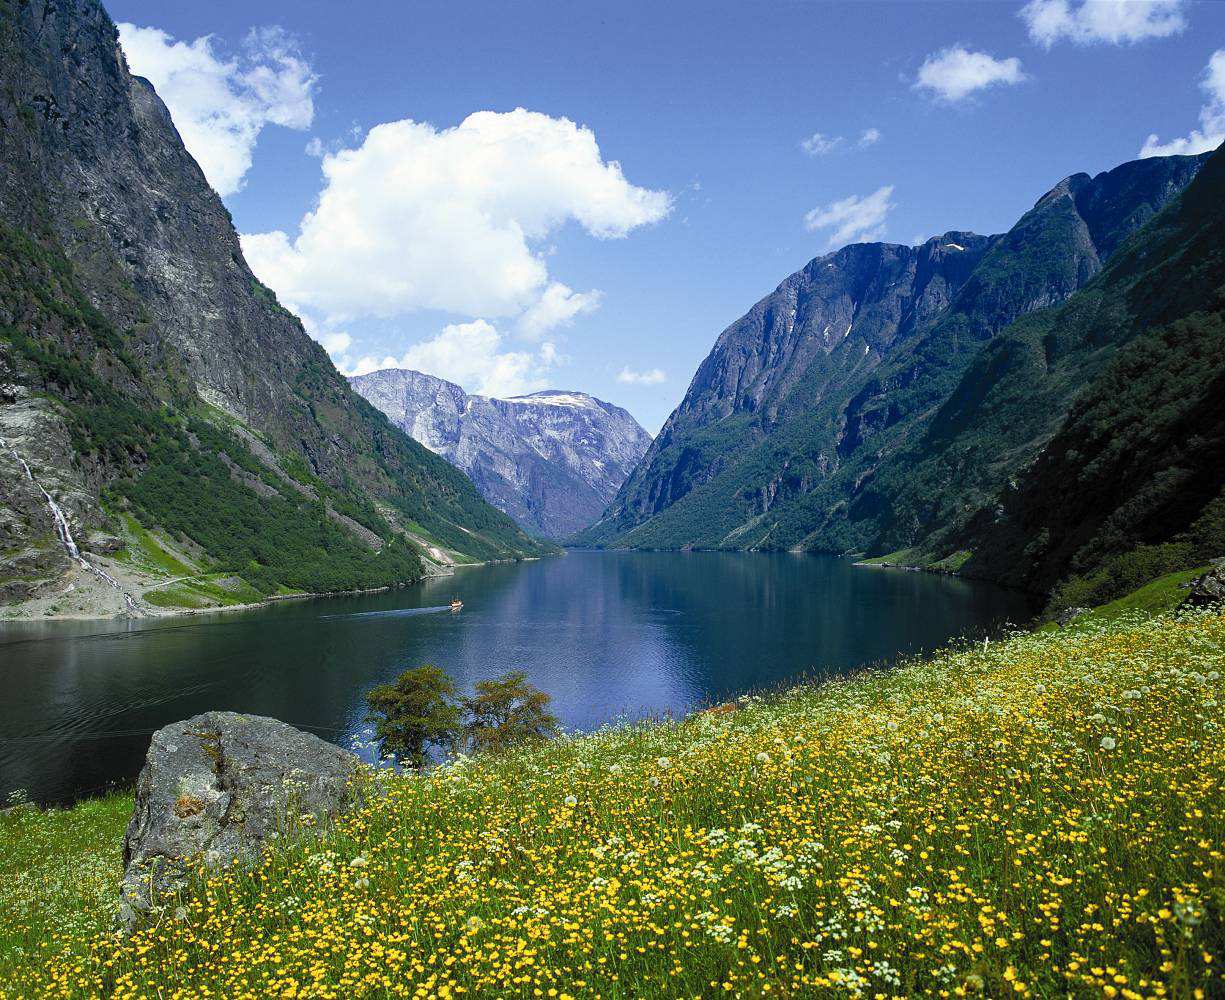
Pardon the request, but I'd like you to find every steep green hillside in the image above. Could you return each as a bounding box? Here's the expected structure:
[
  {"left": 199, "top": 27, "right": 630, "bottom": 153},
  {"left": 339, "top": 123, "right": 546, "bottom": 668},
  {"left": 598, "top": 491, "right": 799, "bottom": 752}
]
[
  {"left": 0, "top": 0, "right": 550, "bottom": 608},
  {"left": 577, "top": 154, "right": 1206, "bottom": 557},
  {"left": 949, "top": 146, "right": 1225, "bottom": 608}
]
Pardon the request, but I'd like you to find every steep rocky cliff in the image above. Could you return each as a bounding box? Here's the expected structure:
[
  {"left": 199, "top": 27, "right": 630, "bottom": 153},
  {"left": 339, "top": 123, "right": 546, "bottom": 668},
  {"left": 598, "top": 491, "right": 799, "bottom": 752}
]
[
  {"left": 0, "top": 0, "right": 549, "bottom": 616},
  {"left": 578, "top": 152, "right": 1207, "bottom": 557},
  {"left": 350, "top": 369, "right": 652, "bottom": 539}
]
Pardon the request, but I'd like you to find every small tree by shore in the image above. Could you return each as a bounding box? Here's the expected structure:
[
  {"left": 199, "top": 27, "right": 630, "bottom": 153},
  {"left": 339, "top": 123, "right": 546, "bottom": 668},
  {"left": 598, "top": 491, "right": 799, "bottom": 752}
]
[
  {"left": 364, "top": 665, "right": 462, "bottom": 770},
  {"left": 464, "top": 670, "right": 559, "bottom": 755},
  {"left": 365, "top": 667, "right": 558, "bottom": 768}
]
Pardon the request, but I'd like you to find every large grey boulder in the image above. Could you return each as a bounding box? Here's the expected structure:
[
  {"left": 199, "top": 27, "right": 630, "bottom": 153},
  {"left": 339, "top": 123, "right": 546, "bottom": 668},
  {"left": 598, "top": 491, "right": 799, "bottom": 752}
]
[
  {"left": 120, "top": 712, "right": 359, "bottom": 926},
  {"left": 1181, "top": 563, "right": 1225, "bottom": 610}
]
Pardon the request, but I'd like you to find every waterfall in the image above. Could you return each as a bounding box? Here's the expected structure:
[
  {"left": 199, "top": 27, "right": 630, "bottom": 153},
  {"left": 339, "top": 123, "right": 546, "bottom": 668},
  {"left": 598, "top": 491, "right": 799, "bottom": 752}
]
[{"left": 1, "top": 435, "right": 139, "bottom": 612}]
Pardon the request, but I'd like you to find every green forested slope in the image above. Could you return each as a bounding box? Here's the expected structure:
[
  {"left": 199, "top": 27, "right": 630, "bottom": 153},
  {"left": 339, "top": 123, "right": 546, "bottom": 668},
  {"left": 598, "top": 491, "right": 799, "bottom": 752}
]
[
  {"left": 951, "top": 145, "right": 1225, "bottom": 607},
  {"left": 578, "top": 154, "right": 1205, "bottom": 557},
  {"left": 0, "top": 0, "right": 550, "bottom": 606}
]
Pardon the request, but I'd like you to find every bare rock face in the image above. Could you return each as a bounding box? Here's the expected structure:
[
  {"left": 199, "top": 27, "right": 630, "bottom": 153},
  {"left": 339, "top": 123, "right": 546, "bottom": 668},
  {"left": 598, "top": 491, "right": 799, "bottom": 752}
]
[
  {"left": 120, "top": 712, "right": 358, "bottom": 927},
  {"left": 351, "top": 369, "right": 653, "bottom": 540}
]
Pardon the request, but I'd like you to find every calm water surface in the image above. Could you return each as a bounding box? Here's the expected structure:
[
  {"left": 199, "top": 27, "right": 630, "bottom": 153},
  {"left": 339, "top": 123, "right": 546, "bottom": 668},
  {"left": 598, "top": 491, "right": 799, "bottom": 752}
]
[{"left": 0, "top": 551, "right": 1036, "bottom": 804}]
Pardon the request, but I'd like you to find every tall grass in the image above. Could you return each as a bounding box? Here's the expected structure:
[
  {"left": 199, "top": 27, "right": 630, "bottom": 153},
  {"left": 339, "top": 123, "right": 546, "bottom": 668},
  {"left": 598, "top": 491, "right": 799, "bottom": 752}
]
[{"left": 3, "top": 611, "right": 1222, "bottom": 998}]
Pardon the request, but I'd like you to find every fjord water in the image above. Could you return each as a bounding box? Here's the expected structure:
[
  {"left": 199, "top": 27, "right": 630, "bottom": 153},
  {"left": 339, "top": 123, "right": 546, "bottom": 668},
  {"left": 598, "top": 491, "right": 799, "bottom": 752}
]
[{"left": 0, "top": 551, "right": 1035, "bottom": 804}]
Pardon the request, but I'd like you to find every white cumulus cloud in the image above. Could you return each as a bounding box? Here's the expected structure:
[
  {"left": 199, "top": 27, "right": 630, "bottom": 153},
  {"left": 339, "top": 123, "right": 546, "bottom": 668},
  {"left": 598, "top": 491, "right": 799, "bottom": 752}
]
[
  {"left": 804, "top": 186, "right": 896, "bottom": 248},
  {"left": 616, "top": 367, "right": 667, "bottom": 385},
  {"left": 517, "top": 282, "right": 603, "bottom": 340},
  {"left": 1020, "top": 0, "right": 1186, "bottom": 48},
  {"left": 342, "top": 320, "right": 556, "bottom": 398},
  {"left": 1140, "top": 49, "right": 1225, "bottom": 157},
  {"left": 857, "top": 128, "right": 882, "bottom": 148},
  {"left": 241, "top": 109, "right": 671, "bottom": 330},
  {"left": 915, "top": 46, "right": 1027, "bottom": 102},
  {"left": 117, "top": 23, "right": 316, "bottom": 197}
]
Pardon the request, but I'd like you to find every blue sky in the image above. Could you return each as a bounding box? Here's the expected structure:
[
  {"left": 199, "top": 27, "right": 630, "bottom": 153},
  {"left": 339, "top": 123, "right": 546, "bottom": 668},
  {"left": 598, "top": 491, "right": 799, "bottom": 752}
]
[{"left": 105, "top": 0, "right": 1225, "bottom": 432}]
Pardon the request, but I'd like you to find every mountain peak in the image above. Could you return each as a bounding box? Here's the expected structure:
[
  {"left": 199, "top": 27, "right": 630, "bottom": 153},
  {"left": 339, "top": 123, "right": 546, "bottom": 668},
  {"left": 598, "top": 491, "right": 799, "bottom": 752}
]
[{"left": 350, "top": 370, "right": 652, "bottom": 539}]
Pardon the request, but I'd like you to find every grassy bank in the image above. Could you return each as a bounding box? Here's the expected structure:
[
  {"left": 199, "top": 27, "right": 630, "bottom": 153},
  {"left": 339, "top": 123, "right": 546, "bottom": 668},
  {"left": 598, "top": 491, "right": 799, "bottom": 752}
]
[{"left": 3, "top": 611, "right": 1222, "bottom": 998}]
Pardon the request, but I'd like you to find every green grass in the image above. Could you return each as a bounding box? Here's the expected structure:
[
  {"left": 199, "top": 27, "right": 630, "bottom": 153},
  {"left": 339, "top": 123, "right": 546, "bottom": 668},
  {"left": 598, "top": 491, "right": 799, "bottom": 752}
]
[
  {"left": 0, "top": 791, "right": 131, "bottom": 980},
  {"left": 111, "top": 512, "right": 198, "bottom": 577},
  {"left": 3, "top": 605, "right": 1222, "bottom": 998},
  {"left": 928, "top": 548, "right": 972, "bottom": 573},
  {"left": 1082, "top": 564, "right": 1213, "bottom": 618},
  {"left": 1038, "top": 565, "right": 1214, "bottom": 635},
  {"left": 141, "top": 574, "right": 265, "bottom": 609},
  {"left": 856, "top": 547, "right": 919, "bottom": 565}
]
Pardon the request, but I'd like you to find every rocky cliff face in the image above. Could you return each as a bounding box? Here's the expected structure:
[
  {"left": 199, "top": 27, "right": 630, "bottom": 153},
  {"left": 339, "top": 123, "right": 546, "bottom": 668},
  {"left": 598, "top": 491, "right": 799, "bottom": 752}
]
[
  {"left": 0, "top": 0, "right": 548, "bottom": 614},
  {"left": 578, "top": 152, "right": 1208, "bottom": 556},
  {"left": 351, "top": 369, "right": 652, "bottom": 539}
]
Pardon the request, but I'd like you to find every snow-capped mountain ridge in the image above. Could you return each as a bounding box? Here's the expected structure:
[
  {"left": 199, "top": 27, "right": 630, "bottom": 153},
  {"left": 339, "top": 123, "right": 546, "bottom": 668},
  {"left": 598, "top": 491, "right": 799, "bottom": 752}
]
[{"left": 350, "top": 369, "right": 653, "bottom": 540}]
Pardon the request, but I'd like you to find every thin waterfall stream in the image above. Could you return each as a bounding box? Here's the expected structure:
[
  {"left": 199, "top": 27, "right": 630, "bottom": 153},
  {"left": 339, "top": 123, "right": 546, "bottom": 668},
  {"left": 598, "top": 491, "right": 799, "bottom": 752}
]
[{"left": 1, "top": 435, "right": 139, "bottom": 613}]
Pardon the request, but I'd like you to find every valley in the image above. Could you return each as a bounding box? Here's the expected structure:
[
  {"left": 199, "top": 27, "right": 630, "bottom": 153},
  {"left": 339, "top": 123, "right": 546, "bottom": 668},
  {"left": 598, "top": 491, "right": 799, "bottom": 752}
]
[{"left": 1, "top": 1, "right": 1223, "bottom": 996}]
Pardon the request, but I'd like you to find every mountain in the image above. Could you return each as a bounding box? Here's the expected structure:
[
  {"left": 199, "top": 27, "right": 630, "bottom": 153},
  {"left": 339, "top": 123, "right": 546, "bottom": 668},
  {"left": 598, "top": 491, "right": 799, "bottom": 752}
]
[
  {"left": 350, "top": 369, "right": 653, "bottom": 539},
  {"left": 577, "top": 152, "right": 1208, "bottom": 563},
  {"left": 949, "top": 142, "right": 1225, "bottom": 607},
  {"left": 0, "top": 0, "right": 550, "bottom": 614}
]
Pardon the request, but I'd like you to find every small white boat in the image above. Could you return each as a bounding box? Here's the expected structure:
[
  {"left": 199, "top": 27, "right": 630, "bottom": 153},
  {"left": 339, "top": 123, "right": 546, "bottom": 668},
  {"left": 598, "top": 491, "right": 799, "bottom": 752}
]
[{"left": 450, "top": 597, "right": 463, "bottom": 612}]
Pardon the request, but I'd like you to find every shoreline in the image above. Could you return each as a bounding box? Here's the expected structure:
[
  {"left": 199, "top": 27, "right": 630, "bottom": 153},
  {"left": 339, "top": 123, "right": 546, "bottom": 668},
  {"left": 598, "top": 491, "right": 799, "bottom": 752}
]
[{"left": 0, "top": 552, "right": 555, "bottom": 626}]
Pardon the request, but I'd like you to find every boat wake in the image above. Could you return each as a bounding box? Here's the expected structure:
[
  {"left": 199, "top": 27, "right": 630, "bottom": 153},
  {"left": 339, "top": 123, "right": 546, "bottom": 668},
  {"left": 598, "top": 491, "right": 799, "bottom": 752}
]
[{"left": 320, "top": 605, "right": 454, "bottom": 621}]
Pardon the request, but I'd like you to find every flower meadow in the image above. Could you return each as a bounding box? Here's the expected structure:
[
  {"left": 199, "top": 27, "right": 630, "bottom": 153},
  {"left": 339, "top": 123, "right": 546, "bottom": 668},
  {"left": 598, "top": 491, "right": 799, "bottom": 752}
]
[{"left": 3, "top": 611, "right": 1222, "bottom": 998}]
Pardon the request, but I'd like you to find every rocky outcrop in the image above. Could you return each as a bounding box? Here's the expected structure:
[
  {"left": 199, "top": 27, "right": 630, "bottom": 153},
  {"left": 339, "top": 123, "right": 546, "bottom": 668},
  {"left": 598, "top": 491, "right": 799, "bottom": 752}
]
[
  {"left": 351, "top": 369, "right": 652, "bottom": 539},
  {"left": 1056, "top": 607, "right": 1091, "bottom": 628},
  {"left": 120, "top": 712, "right": 358, "bottom": 926},
  {"left": 1181, "top": 564, "right": 1225, "bottom": 610}
]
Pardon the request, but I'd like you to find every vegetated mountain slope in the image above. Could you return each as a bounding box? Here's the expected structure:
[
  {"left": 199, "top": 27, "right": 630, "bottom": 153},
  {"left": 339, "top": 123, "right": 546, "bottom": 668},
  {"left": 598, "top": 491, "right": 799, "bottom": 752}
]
[
  {"left": 351, "top": 369, "right": 652, "bottom": 539},
  {"left": 0, "top": 0, "right": 548, "bottom": 609},
  {"left": 577, "top": 153, "right": 1206, "bottom": 554},
  {"left": 950, "top": 142, "right": 1225, "bottom": 607}
]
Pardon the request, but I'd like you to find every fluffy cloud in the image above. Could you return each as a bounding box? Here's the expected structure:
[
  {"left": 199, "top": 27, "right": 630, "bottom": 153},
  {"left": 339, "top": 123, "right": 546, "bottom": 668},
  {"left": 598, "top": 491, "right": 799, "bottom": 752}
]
[
  {"left": 616, "top": 367, "right": 667, "bottom": 385},
  {"left": 1140, "top": 49, "right": 1225, "bottom": 157},
  {"left": 800, "top": 128, "right": 881, "bottom": 157},
  {"left": 342, "top": 320, "right": 556, "bottom": 398},
  {"left": 117, "top": 24, "right": 316, "bottom": 196},
  {"left": 804, "top": 185, "right": 896, "bottom": 248},
  {"left": 1020, "top": 0, "right": 1186, "bottom": 48},
  {"left": 517, "top": 283, "right": 602, "bottom": 340},
  {"left": 915, "top": 46, "right": 1027, "bottom": 102},
  {"left": 241, "top": 109, "right": 671, "bottom": 329}
]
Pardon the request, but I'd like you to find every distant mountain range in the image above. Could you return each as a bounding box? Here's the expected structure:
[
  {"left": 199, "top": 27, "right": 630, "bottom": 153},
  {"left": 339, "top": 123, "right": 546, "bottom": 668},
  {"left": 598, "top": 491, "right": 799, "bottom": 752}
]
[
  {"left": 350, "top": 369, "right": 652, "bottom": 539},
  {"left": 0, "top": 0, "right": 550, "bottom": 614},
  {"left": 578, "top": 145, "right": 1224, "bottom": 608}
]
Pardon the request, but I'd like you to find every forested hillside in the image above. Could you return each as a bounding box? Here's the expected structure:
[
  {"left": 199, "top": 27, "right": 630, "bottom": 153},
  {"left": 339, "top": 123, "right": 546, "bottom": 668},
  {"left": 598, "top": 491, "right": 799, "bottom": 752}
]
[
  {"left": 0, "top": 0, "right": 549, "bottom": 612},
  {"left": 953, "top": 145, "right": 1225, "bottom": 607},
  {"left": 577, "top": 148, "right": 1219, "bottom": 608}
]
